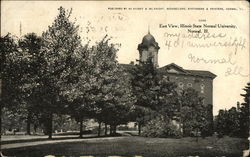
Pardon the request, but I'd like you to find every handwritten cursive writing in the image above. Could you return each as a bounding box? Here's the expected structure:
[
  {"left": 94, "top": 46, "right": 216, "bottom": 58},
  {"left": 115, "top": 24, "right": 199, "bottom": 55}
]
[
  {"left": 187, "top": 37, "right": 246, "bottom": 54},
  {"left": 164, "top": 32, "right": 227, "bottom": 40},
  {"left": 225, "top": 66, "right": 249, "bottom": 77},
  {"left": 188, "top": 53, "right": 236, "bottom": 65}
]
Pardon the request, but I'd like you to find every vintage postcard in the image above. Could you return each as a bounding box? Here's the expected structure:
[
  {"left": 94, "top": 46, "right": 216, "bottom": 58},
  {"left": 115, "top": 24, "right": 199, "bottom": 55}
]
[{"left": 1, "top": 0, "right": 249, "bottom": 157}]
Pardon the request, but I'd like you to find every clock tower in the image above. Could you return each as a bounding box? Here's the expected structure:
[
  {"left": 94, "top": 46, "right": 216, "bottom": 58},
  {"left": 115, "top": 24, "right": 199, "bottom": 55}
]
[{"left": 137, "top": 31, "right": 160, "bottom": 67}]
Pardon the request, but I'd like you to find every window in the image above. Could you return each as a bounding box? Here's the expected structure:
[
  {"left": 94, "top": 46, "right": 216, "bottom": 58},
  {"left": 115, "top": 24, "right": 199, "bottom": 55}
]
[
  {"left": 200, "top": 84, "right": 205, "bottom": 93},
  {"left": 178, "top": 82, "right": 184, "bottom": 89},
  {"left": 163, "top": 76, "right": 170, "bottom": 81},
  {"left": 187, "top": 83, "right": 192, "bottom": 88},
  {"left": 178, "top": 89, "right": 183, "bottom": 95},
  {"left": 202, "top": 99, "right": 205, "bottom": 105}
]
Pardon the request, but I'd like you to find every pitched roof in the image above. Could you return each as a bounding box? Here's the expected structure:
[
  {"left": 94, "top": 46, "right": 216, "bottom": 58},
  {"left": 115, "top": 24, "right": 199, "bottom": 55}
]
[
  {"left": 158, "top": 63, "right": 217, "bottom": 79},
  {"left": 186, "top": 70, "right": 217, "bottom": 78},
  {"left": 120, "top": 63, "right": 135, "bottom": 71},
  {"left": 120, "top": 62, "right": 217, "bottom": 79}
]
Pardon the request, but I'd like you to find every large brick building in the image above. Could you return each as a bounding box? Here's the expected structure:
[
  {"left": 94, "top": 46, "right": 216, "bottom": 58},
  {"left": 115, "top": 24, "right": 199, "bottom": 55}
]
[
  {"left": 122, "top": 32, "right": 217, "bottom": 134},
  {"left": 129, "top": 32, "right": 216, "bottom": 106}
]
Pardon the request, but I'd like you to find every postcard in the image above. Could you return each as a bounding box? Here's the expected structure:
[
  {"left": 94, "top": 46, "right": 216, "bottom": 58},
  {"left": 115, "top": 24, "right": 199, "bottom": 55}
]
[{"left": 1, "top": 1, "right": 249, "bottom": 157}]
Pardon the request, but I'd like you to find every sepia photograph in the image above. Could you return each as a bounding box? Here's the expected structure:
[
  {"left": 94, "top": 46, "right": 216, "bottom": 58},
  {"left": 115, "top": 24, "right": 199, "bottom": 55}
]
[{"left": 0, "top": 0, "right": 249, "bottom": 157}]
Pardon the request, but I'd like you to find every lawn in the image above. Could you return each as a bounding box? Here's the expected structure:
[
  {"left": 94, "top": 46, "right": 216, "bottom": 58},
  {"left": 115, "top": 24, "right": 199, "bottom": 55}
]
[{"left": 2, "top": 135, "right": 248, "bottom": 157}]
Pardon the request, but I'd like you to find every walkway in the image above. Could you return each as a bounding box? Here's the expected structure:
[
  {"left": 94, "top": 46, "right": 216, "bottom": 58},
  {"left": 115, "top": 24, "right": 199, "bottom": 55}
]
[{"left": 1, "top": 134, "right": 124, "bottom": 149}]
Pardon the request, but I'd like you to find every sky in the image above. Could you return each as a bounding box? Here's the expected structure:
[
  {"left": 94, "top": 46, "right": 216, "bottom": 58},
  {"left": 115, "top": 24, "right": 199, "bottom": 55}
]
[{"left": 1, "top": 1, "right": 249, "bottom": 115}]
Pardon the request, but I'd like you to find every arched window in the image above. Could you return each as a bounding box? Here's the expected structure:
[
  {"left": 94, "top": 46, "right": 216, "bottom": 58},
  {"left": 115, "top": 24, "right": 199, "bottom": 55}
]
[
  {"left": 187, "top": 83, "right": 192, "bottom": 88},
  {"left": 200, "top": 84, "right": 205, "bottom": 93},
  {"left": 178, "top": 82, "right": 184, "bottom": 89}
]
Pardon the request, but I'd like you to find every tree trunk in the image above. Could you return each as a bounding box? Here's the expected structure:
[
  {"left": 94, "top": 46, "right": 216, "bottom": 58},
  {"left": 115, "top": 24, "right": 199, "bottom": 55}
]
[
  {"left": 114, "top": 125, "right": 117, "bottom": 134},
  {"left": 109, "top": 125, "right": 112, "bottom": 135},
  {"left": 34, "top": 124, "right": 37, "bottom": 133},
  {"left": 196, "top": 128, "right": 199, "bottom": 142},
  {"left": 110, "top": 125, "right": 113, "bottom": 135},
  {"left": 98, "top": 122, "right": 101, "bottom": 137},
  {"left": 26, "top": 111, "right": 31, "bottom": 135},
  {"left": 48, "top": 113, "right": 53, "bottom": 139},
  {"left": 104, "top": 123, "right": 108, "bottom": 136},
  {"left": 79, "top": 117, "right": 83, "bottom": 138},
  {"left": 138, "top": 122, "right": 141, "bottom": 136}
]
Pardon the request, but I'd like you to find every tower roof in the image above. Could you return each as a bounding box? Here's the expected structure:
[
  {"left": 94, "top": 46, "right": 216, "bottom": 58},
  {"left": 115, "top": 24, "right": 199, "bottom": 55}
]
[
  {"left": 142, "top": 33, "right": 156, "bottom": 43},
  {"left": 138, "top": 32, "right": 160, "bottom": 50}
]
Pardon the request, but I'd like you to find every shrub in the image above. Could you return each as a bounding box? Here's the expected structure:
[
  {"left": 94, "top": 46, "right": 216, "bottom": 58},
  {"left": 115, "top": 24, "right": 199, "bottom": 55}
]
[{"left": 141, "top": 116, "right": 182, "bottom": 138}]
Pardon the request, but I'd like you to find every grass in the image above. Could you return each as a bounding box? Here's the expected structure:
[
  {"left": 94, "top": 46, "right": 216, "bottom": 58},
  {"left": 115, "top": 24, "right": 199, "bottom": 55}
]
[{"left": 2, "top": 136, "right": 248, "bottom": 157}]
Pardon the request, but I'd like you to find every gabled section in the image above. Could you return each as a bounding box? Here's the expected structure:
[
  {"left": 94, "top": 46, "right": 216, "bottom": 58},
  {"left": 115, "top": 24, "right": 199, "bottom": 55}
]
[
  {"left": 159, "top": 63, "right": 189, "bottom": 74},
  {"left": 158, "top": 63, "right": 217, "bottom": 79}
]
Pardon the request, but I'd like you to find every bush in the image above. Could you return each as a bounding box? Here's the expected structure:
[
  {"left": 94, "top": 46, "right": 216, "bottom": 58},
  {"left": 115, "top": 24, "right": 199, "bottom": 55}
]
[{"left": 141, "top": 116, "right": 182, "bottom": 138}]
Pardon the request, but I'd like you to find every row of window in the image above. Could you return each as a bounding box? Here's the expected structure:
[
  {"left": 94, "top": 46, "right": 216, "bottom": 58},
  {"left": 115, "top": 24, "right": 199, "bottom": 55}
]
[{"left": 178, "top": 82, "right": 205, "bottom": 93}]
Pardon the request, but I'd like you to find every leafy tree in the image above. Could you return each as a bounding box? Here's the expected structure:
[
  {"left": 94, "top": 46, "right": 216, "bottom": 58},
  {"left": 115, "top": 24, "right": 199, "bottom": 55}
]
[
  {"left": 130, "top": 59, "right": 159, "bottom": 135},
  {"left": 214, "top": 84, "right": 249, "bottom": 138},
  {"left": 1, "top": 34, "right": 23, "bottom": 135},
  {"left": 156, "top": 76, "right": 179, "bottom": 119},
  {"left": 85, "top": 37, "right": 133, "bottom": 136},
  {"left": 1, "top": 34, "right": 20, "bottom": 109},
  {"left": 18, "top": 33, "right": 43, "bottom": 135},
  {"left": 239, "top": 82, "right": 250, "bottom": 138},
  {"left": 227, "top": 107, "right": 240, "bottom": 137},
  {"left": 179, "top": 88, "right": 208, "bottom": 138},
  {"left": 129, "top": 105, "right": 149, "bottom": 136},
  {"left": 61, "top": 35, "right": 133, "bottom": 137},
  {"left": 215, "top": 107, "right": 241, "bottom": 137},
  {"left": 101, "top": 66, "right": 135, "bottom": 135},
  {"left": 130, "top": 59, "right": 181, "bottom": 135},
  {"left": 36, "top": 7, "right": 83, "bottom": 138},
  {"left": 1, "top": 106, "right": 26, "bottom": 133},
  {"left": 1, "top": 33, "right": 45, "bottom": 135},
  {"left": 130, "top": 59, "right": 158, "bottom": 110},
  {"left": 215, "top": 109, "right": 229, "bottom": 137}
]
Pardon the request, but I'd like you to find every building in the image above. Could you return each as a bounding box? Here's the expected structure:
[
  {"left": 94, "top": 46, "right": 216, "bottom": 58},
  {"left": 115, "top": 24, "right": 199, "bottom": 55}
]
[
  {"left": 122, "top": 32, "right": 217, "bottom": 135},
  {"left": 130, "top": 31, "right": 216, "bottom": 106}
]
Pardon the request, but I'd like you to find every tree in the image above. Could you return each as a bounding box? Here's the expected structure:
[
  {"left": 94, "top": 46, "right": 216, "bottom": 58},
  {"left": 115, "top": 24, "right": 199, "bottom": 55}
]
[
  {"left": 85, "top": 36, "right": 133, "bottom": 136},
  {"left": 215, "top": 107, "right": 241, "bottom": 137},
  {"left": 37, "top": 7, "right": 83, "bottom": 139},
  {"left": 101, "top": 66, "right": 135, "bottom": 135},
  {"left": 179, "top": 88, "right": 208, "bottom": 138},
  {"left": 214, "top": 109, "right": 228, "bottom": 137},
  {"left": 1, "top": 34, "right": 23, "bottom": 135},
  {"left": 214, "top": 83, "right": 249, "bottom": 138},
  {"left": 60, "top": 35, "right": 132, "bottom": 137},
  {"left": 227, "top": 107, "right": 240, "bottom": 137},
  {"left": 18, "top": 33, "right": 43, "bottom": 135},
  {"left": 130, "top": 59, "right": 159, "bottom": 110},
  {"left": 1, "top": 34, "right": 20, "bottom": 108},
  {"left": 130, "top": 59, "right": 159, "bottom": 135},
  {"left": 130, "top": 59, "right": 180, "bottom": 135},
  {"left": 156, "top": 76, "right": 179, "bottom": 119},
  {"left": 239, "top": 82, "right": 250, "bottom": 138}
]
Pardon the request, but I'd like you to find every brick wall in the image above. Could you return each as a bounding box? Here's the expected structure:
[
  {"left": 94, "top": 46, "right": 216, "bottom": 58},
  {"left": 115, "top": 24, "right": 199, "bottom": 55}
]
[{"left": 167, "top": 74, "right": 213, "bottom": 106}]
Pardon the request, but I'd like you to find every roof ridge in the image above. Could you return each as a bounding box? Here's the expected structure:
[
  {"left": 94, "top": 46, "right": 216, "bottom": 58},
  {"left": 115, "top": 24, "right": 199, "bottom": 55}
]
[{"left": 159, "top": 63, "right": 216, "bottom": 78}]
